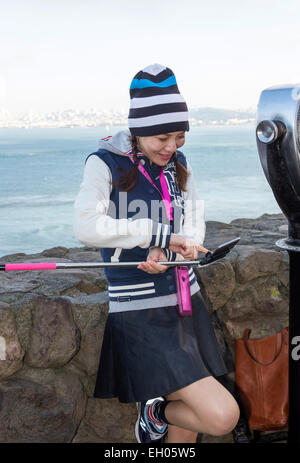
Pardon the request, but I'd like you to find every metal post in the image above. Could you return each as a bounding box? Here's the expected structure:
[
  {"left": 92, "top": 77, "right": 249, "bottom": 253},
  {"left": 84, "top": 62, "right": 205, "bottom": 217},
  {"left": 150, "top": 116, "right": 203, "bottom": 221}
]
[
  {"left": 288, "top": 250, "right": 300, "bottom": 442},
  {"left": 277, "top": 239, "right": 300, "bottom": 443}
]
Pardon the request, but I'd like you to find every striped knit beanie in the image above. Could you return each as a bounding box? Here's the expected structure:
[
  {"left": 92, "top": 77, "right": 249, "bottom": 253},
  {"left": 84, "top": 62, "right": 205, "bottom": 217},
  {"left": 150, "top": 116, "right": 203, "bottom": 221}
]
[{"left": 128, "top": 63, "right": 189, "bottom": 137}]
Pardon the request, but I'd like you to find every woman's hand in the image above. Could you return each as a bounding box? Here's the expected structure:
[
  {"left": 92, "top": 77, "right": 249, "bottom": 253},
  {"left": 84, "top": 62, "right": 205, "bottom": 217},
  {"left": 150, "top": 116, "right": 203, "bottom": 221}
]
[
  {"left": 169, "top": 233, "right": 210, "bottom": 259},
  {"left": 137, "top": 247, "right": 168, "bottom": 274}
]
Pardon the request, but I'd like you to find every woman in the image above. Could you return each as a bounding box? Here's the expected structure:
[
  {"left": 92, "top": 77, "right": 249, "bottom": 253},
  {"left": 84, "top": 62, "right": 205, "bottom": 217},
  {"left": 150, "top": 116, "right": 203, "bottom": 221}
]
[{"left": 73, "top": 63, "right": 240, "bottom": 444}]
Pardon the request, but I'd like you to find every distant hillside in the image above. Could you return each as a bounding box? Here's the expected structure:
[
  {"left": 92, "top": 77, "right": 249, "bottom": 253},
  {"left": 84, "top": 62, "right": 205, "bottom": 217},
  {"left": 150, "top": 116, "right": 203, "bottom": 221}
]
[{"left": 189, "top": 107, "right": 256, "bottom": 124}]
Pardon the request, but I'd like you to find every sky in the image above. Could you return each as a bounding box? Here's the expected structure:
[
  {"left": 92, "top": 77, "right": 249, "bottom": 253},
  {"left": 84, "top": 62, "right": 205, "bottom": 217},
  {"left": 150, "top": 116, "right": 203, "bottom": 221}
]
[{"left": 1, "top": 0, "right": 300, "bottom": 115}]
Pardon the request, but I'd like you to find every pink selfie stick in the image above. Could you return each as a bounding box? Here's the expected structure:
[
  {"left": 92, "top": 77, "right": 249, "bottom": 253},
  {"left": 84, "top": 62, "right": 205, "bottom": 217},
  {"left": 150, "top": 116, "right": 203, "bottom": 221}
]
[
  {"left": 4, "top": 263, "right": 57, "bottom": 271},
  {"left": 0, "top": 261, "right": 200, "bottom": 272}
]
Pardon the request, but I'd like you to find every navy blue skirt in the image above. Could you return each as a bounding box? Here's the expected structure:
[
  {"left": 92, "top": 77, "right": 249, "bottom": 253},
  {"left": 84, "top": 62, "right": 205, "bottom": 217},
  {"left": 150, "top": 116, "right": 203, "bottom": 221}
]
[{"left": 93, "top": 291, "right": 227, "bottom": 403}]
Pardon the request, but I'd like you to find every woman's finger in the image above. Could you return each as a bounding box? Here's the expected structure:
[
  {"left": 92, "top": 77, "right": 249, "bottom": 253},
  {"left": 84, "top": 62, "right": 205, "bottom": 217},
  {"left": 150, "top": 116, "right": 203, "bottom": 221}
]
[
  {"left": 148, "top": 260, "right": 167, "bottom": 273},
  {"left": 195, "top": 245, "right": 210, "bottom": 254}
]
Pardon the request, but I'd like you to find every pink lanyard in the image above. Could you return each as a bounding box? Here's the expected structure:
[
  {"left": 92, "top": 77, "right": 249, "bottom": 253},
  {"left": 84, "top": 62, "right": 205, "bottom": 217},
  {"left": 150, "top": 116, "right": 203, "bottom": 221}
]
[{"left": 127, "top": 154, "right": 173, "bottom": 222}]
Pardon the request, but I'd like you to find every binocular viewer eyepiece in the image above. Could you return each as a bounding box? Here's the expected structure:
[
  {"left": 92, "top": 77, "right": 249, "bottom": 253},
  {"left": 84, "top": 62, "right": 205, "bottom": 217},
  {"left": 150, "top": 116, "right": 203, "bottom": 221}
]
[
  {"left": 256, "top": 120, "right": 286, "bottom": 145},
  {"left": 256, "top": 84, "right": 300, "bottom": 246}
]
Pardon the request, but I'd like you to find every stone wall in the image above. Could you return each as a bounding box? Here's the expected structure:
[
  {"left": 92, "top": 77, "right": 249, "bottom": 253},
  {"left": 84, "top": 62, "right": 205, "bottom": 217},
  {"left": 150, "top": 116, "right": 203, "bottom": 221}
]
[{"left": 0, "top": 213, "right": 289, "bottom": 442}]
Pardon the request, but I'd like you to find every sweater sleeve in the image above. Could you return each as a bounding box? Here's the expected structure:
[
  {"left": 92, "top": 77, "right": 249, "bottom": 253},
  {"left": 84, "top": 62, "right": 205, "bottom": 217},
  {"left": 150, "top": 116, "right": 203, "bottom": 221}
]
[
  {"left": 73, "top": 155, "right": 172, "bottom": 249},
  {"left": 179, "top": 159, "right": 206, "bottom": 245}
]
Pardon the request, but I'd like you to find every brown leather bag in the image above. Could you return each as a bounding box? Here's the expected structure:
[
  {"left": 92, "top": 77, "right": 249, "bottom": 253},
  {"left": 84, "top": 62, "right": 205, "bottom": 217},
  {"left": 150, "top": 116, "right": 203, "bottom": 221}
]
[{"left": 235, "top": 326, "right": 289, "bottom": 431}]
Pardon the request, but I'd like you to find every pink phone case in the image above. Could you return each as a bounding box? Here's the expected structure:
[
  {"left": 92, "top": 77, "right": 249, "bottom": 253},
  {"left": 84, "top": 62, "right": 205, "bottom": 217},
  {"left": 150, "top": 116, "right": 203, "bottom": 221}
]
[{"left": 174, "top": 266, "right": 192, "bottom": 316}]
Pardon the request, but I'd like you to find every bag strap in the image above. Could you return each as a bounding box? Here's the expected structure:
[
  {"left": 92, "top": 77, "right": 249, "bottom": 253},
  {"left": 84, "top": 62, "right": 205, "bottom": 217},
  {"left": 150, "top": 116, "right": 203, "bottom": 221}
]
[{"left": 243, "top": 329, "right": 283, "bottom": 366}]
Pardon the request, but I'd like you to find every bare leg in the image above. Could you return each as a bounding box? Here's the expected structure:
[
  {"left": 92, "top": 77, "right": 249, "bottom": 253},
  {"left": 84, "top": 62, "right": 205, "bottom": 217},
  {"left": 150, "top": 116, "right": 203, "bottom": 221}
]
[
  {"left": 164, "top": 376, "right": 240, "bottom": 437},
  {"left": 165, "top": 424, "right": 198, "bottom": 444}
]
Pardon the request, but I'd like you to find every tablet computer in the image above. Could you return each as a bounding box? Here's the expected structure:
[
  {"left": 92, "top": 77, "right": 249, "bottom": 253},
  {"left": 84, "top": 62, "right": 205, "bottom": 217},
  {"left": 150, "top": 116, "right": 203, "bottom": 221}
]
[{"left": 199, "top": 237, "right": 240, "bottom": 265}]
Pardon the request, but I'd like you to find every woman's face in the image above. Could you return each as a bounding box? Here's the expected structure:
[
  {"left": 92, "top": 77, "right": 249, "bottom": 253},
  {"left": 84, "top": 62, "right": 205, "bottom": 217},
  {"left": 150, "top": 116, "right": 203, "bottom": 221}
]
[{"left": 137, "top": 131, "right": 186, "bottom": 166}]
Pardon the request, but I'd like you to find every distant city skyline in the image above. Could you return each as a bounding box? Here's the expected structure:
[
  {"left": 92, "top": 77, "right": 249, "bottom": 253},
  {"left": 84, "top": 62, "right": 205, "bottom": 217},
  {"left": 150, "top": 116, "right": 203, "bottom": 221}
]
[
  {"left": 0, "top": 106, "right": 256, "bottom": 128},
  {"left": 1, "top": 0, "right": 300, "bottom": 114}
]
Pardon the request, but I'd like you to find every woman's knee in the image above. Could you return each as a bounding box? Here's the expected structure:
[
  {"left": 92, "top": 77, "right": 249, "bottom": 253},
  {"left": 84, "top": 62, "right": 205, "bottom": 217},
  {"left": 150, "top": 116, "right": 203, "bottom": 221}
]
[
  {"left": 169, "top": 378, "right": 240, "bottom": 436},
  {"left": 206, "top": 401, "right": 240, "bottom": 436}
]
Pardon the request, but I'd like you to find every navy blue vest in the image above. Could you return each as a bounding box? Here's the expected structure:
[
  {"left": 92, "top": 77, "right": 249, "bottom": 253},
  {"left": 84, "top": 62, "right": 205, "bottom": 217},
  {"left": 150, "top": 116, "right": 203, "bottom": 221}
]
[{"left": 85, "top": 149, "right": 198, "bottom": 305}]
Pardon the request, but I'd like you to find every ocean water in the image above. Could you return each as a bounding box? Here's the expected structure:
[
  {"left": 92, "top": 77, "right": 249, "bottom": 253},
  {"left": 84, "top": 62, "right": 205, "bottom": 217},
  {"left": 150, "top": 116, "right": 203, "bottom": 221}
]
[{"left": 0, "top": 126, "right": 280, "bottom": 257}]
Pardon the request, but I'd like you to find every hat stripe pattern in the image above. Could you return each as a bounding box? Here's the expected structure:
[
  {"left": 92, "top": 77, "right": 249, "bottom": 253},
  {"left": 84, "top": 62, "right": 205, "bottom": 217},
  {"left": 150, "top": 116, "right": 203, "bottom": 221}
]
[
  {"left": 130, "top": 84, "right": 180, "bottom": 99},
  {"left": 128, "top": 64, "right": 189, "bottom": 136},
  {"left": 129, "top": 93, "right": 185, "bottom": 109},
  {"left": 130, "top": 75, "right": 177, "bottom": 90},
  {"left": 128, "top": 112, "right": 189, "bottom": 128},
  {"left": 129, "top": 102, "right": 188, "bottom": 119}
]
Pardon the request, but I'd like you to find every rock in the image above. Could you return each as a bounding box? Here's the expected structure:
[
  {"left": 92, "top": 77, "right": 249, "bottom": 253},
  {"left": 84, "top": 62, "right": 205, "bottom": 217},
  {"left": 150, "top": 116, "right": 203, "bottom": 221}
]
[
  {"left": 73, "top": 398, "right": 136, "bottom": 443},
  {"left": 230, "top": 214, "right": 287, "bottom": 231},
  {"left": 278, "top": 254, "right": 289, "bottom": 289},
  {"left": 195, "top": 260, "right": 236, "bottom": 311},
  {"left": 70, "top": 302, "right": 108, "bottom": 376},
  {"left": 234, "top": 246, "right": 282, "bottom": 283},
  {"left": 0, "top": 275, "right": 40, "bottom": 295},
  {"left": 218, "top": 277, "right": 288, "bottom": 359},
  {"left": 65, "top": 248, "right": 103, "bottom": 263},
  {"left": 41, "top": 247, "right": 68, "bottom": 258},
  {"left": 204, "top": 213, "right": 288, "bottom": 251},
  {"left": 8, "top": 293, "right": 43, "bottom": 353},
  {"left": 25, "top": 296, "right": 81, "bottom": 368},
  {"left": 0, "top": 213, "right": 293, "bottom": 443},
  {"left": 75, "top": 278, "right": 107, "bottom": 294},
  {"left": 219, "top": 276, "right": 288, "bottom": 321},
  {"left": 210, "top": 312, "right": 235, "bottom": 372},
  {"left": 0, "top": 251, "right": 106, "bottom": 302},
  {"left": 0, "top": 302, "right": 25, "bottom": 379},
  {"left": 0, "top": 252, "right": 26, "bottom": 262},
  {"left": 0, "top": 370, "right": 87, "bottom": 443}
]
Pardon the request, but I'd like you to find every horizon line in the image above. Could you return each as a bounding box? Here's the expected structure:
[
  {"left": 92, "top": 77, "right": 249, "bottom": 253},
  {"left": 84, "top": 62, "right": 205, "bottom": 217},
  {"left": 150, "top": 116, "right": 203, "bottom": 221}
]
[{"left": 0, "top": 105, "right": 257, "bottom": 116}]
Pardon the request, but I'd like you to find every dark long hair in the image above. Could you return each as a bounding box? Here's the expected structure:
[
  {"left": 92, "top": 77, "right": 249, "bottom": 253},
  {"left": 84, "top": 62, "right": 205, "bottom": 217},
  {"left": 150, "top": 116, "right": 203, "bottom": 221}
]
[{"left": 111, "top": 136, "right": 189, "bottom": 192}]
